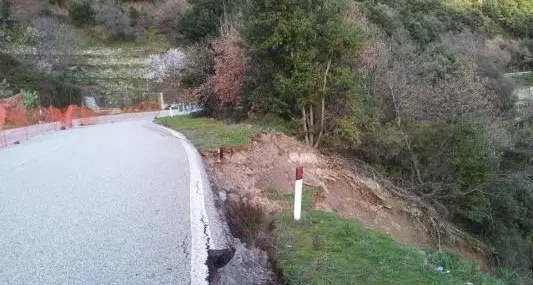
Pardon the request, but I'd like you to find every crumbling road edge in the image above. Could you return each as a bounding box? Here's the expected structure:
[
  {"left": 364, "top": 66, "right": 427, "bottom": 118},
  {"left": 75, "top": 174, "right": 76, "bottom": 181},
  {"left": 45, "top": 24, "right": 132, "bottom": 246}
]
[{"left": 158, "top": 124, "right": 236, "bottom": 284}]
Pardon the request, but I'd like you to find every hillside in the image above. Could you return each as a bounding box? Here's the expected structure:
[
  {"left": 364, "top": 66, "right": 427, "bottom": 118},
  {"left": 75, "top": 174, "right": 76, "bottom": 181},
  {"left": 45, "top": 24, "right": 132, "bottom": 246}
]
[
  {"left": 172, "top": 0, "right": 533, "bottom": 280},
  {"left": 2, "top": 0, "right": 533, "bottom": 283},
  {"left": 1, "top": 0, "right": 184, "bottom": 109}
]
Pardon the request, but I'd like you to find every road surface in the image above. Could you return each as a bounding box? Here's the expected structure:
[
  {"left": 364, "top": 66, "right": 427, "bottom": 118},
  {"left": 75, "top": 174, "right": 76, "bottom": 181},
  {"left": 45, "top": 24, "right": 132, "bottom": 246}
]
[{"left": 0, "top": 120, "right": 202, "bottom": 284}]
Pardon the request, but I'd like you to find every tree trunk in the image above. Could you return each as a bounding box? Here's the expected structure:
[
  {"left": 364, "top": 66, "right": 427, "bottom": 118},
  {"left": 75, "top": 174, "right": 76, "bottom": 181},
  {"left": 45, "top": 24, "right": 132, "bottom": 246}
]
[
  {"left": 309, "top": 105, "right": 314, "bottom": 146},
  {"left": 314, "top": 96, "right": 325, "bottom": 149},
  {"left": 389, "top": 73, "right": 401, "bottom": 128},
  {"left": 404, "top": 136, "right": 423, "bottom": 185},
  {"left": 314, "top": 59, "right": 331, "bottom": 149},
  {"left": 302, "top": 107, "right": 309, "bottom": 145}
]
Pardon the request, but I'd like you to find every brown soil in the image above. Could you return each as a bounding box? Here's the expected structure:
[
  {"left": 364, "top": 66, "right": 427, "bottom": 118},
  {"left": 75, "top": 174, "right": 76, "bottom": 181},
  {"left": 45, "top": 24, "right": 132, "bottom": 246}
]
[{"left": 202, "top": 132, "right": 493, "bottom": 268}]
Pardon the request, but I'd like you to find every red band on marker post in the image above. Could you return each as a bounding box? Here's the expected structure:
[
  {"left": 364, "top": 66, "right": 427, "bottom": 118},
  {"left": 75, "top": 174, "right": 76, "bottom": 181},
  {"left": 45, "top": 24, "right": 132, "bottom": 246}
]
[{"left": 296, "top": 167, "right": 303, "bottom": 180}]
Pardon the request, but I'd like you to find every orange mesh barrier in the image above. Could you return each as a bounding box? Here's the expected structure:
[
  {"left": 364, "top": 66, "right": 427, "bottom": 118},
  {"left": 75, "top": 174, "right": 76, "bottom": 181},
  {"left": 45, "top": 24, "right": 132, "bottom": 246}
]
[
  {"left": 48, "top": 106, "right": 63, "bottom": 121},
  {"left": 63, "top": 105, "right": 76, "bottom": 129},
  {"left": 5, "top": 102, "right": 27, "bottom": 128},
  {"left": 48, "top": 106, "right": 64, "bottom": 129},
  {"left": 0, "top": 97, "right": 192, "bottom": 148},
  {"left": 0, "top": 106, "right": 5, "bottom": 131},
  {"left": 80, "top": 107, "right": 96, "bottom": 125}
]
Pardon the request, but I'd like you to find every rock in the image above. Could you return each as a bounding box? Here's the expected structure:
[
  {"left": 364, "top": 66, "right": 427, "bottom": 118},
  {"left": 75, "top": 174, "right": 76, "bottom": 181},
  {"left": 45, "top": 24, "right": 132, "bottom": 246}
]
[
  {"left": 435, "top": 266, "right": 444, "bottom": 273},
  {"left": 212, "top": 238, "right": 279, "bottom": 285},
  {"left": 219, "top": 191, "right": 227, "bottom": 201}
]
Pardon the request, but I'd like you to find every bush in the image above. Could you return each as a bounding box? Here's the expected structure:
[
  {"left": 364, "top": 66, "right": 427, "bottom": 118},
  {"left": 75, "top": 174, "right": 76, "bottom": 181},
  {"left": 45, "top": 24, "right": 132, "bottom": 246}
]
[
  {"left": 22, "top": 89, "right": 38, "bottom": 109},
  {"left": 68, "top": 0, "right": 95, "bottom": 26},
  {"left": 0, "top": 2, "right": 10, "bottom": 28},
  {"left": 0, "top": 78, "right": 13, "bottom": 98},
  {"left": 31, "top": 16, "right": 79, "bottom": 72},
  {"left": 180, "top": 43, "right": 214, "bottom": 89},
  {"left": 153, "top": 0, "right": 188, "bottom": 35},
  {"left": 0, "top": 53, "right": 81, "bottom": 108},
  {"left": 177, "top": 0, "right": 223, "bottom": 42},
  {"left": 128, "top": 6, "right": 139, "bottom": 26},
  {"left": 94, "top": 1, "right": 134, "bottom": 40}
]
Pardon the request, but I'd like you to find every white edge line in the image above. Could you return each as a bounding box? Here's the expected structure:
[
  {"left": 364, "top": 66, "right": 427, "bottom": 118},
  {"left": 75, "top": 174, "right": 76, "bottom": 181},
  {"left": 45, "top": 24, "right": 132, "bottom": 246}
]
[{"left": 158, "top": 124, "right": 211, "bottom": 285}]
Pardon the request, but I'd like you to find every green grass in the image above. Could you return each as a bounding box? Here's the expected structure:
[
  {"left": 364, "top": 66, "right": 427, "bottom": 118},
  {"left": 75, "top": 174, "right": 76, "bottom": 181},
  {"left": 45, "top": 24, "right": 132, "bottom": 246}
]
[
  {"left": 265, "top": 186, "right": 282, "bottom": 200},
  {"left": 156, "top": 115, "right": 261, "bottom": 151},
  {"left": 511, "top": 73, "right": 533, "bottom": 87},
  {"left": 156, "top": 115, "right": 522, "bottom": 284},
  {"left": 245, "top": 112, "right": 298, "bottom": 135},
  {"left": 273, "top": 189, "right": 520, "bottom": 285}
]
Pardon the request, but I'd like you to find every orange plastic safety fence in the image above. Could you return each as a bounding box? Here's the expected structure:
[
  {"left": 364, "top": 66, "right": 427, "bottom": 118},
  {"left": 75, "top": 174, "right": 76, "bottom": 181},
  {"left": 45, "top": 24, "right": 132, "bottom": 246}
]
[
  {"left": 0, "top": 106, "right": 5, "bottom": 131},
  {"left": 48, "top": 106, "right": 63, "bottom": 121},
  {"left": 63, "top": 105, "right": 76, "bottom": 129},
  {"left": 6, "top": 104, "right": 27, "bottom": 128},
  {"left": 80, "top": 106, "right": 96, "bottom": 125}
]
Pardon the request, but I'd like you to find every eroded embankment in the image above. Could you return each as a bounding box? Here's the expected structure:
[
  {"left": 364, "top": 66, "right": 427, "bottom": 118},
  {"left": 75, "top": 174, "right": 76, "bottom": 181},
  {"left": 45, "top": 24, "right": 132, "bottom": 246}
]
[{"left": 204, "top": 132, "right": 493, "bottom": 284}]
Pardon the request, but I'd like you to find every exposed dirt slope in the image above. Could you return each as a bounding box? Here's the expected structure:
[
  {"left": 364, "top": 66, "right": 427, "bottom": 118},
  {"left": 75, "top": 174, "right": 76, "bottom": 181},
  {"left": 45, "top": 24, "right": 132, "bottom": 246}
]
[{"left": 202, "top": 132, "right": 493, "bottom": 267}]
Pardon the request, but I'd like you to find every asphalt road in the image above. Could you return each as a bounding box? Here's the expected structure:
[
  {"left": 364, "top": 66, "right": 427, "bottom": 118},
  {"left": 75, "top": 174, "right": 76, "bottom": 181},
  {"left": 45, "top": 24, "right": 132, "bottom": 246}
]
[{"left": 0, "top": 121, "right": 196, "bottom": 284}]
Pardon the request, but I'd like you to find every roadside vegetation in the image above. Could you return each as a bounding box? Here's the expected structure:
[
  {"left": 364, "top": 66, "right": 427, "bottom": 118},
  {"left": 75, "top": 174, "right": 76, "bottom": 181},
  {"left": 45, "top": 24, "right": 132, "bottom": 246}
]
[
  {"left": 157, "top": 115, "right": 528, "bottom": 285},
  {"left": 3, "top": 0, "right": 533, "bottom": 282},
  {"left": 157, "top": 115, "right": 260, "bottom": 150},
  {"left": 173, "top": 0, "right": 533, "bottom": 278},
  {"left": 273, "top": 189, "right": 517, "bottom": 285}
]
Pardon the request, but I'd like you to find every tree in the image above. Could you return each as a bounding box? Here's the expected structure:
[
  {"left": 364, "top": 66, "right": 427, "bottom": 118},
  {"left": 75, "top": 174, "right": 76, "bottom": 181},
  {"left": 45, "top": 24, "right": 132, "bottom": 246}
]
[
  {"left": 212, "top": 25, "right": 245, "bottom": 117},
  {"left": 177, "top": 0, "right": 223, "bottom": 42},
  {"left": 154, "top": 0, "right": 188, "bottom": 34},
  {"left": 245, "top": 0, "right": 363, "bottom": 147},
  {"left": 30, "top": 16, "right": 80, "bottom": 73},
  {"left": 94, "top": 0, "right": 134, "bottom": 40},
  {"left": 149, "top": 48, "right": 187, "bottom": 83}
]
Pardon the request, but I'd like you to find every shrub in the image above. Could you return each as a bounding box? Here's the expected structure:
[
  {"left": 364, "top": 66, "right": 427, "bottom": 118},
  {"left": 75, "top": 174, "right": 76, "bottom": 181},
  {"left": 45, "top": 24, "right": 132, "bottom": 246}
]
[
  {"left": 31, "top": 16, "right": 79, "bottom": 72},
  {"left": 153, "top": 0, "right": 188, "bottom": 35},
  {"left": 128, "top": 6, "right": 139, "bottom": 26},
  {"left": 177, "top": 0, "right": 223, "bottom": 42},
  {"left": 0, "top": 78, "right": 13, "bottom": 98},
  {"left": 0, "top": 53, "right": 81, "bottom": 108},
  {"left": 180, "top": 43, "right": 214, "bottom": 89},
  {"left": 94, "top": 1, "right": 134, "bottom": 40},
  {"left": 22, "top": 89, "right": 38, "bottom": 109},
  {"left": 211, "top": 27, "right": 246, "bottom": 118},
  {"left": 0, "top": 2, "right": 10, "bottom": 27},
  {"left": 68, "top": 0, "right": 95, "bottom": 26}
]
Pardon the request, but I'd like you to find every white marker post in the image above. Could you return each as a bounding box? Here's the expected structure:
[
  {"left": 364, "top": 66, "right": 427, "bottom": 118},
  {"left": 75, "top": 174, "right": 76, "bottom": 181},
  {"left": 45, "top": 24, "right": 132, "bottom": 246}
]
[{"left": 294, "top": 166, "right": 303, "bottom": 221}]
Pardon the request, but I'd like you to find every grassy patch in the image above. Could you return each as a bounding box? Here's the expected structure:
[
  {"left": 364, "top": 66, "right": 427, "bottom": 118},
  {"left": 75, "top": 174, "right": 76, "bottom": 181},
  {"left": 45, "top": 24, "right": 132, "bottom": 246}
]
[
  {"left": 272, "top": 190, "right": 520, "bottom": 285},
  {"left": 156, "top": 115, "right": 261, "bottom": 151},
  {"left": 245, "top": 113, "right": 298, "bottom": 135},
  {"left": 511, "top": 73, "right": 533, "bottom": 87},
  {"left": 265, "top": 186, "right": 282, "bottom": 200}
]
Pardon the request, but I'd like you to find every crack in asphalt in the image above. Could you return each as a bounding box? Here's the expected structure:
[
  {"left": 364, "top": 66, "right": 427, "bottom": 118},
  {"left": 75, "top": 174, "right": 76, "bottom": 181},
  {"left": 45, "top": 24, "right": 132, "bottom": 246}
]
[
  {"left": 200, "top": 215, "right": 210, "bottom": 251},
  {"left": 181, "top": 233, "right": 190, "bottom": 260}
]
